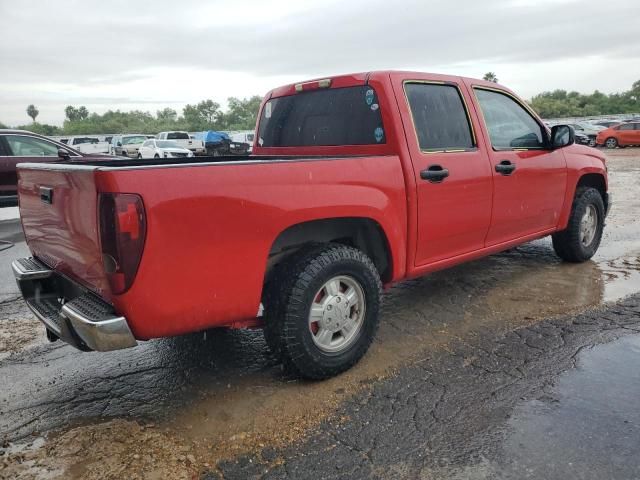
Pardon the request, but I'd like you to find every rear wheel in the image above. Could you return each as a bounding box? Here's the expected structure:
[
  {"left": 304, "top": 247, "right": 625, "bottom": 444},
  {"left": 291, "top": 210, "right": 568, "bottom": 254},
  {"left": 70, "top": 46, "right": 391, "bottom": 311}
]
[
  {"left": 552, "top": 187, "right": 605, "bottom": 262},
  {"left": 263, "top": 244, "right": 382, "bottom": 379},
  {"left": 588, "top": 137, "right": 596, "bottom": 147},
  {"left": 605, "top": 137, "right": 618, "bottom": 149}
]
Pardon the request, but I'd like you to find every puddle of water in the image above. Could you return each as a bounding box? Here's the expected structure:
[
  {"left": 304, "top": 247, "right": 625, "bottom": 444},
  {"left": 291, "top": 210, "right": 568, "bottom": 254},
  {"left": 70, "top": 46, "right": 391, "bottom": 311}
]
[{"left": 501, "top": 334, "right": 640, "bottom": 479}]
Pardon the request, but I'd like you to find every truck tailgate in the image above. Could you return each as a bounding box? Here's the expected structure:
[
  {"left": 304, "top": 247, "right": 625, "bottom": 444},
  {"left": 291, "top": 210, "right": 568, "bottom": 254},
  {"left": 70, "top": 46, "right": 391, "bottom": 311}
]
[{"left": 17, "top": 165, "right": 111, "bottom": 299}]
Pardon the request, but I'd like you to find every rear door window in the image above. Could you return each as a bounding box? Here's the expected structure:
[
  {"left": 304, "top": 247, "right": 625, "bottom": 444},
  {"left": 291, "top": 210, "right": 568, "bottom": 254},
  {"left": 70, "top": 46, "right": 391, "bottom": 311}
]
[
  {"left": 404, "top": 83, "right": 475, "bottom": 151},
  {"left": 258, "top": 86, "right": 385, "bottom": 147},
  {"left": 619, "top": 124, "right": 634, "bottom": 130}
]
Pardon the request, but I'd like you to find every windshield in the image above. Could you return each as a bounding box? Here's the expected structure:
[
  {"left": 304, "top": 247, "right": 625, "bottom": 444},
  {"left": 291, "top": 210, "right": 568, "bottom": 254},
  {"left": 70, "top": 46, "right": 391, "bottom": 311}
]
[
  {"left": 166, "top": 132, "right": 190, "bottom": 140},
  {"left": 258, "top": 85, "right": 385, "bottom": 147},
  {"left": 156, "top": 140, "right": 180, "bottom": 148},
  {"left": 122, "top": 135, "right": 147, "bottom": 145}
]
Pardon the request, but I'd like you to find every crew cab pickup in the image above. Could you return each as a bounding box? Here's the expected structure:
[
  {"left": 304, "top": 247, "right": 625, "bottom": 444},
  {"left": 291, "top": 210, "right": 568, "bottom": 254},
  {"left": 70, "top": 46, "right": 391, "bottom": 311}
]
[{"left": 13, "top": 71, "right": 610, "bottom": 379}]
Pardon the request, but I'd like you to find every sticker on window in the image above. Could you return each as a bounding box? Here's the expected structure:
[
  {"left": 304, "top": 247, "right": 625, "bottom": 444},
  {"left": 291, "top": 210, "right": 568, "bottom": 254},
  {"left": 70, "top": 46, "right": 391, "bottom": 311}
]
[
  {"left": 265, "top": 102, "right": 272, "bottom": 119},
  {"left": 365, "top": 89, "right": 374, "bottom": 106},
  {"left": 374, "top": 127, "right": 384, "bottom": 143}
]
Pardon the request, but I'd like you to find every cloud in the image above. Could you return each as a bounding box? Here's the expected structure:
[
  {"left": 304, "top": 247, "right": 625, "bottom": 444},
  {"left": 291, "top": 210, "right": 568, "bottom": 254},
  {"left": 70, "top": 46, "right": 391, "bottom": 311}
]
[{"left": 1, "top": 0, "right": 639, "bottom": 125}]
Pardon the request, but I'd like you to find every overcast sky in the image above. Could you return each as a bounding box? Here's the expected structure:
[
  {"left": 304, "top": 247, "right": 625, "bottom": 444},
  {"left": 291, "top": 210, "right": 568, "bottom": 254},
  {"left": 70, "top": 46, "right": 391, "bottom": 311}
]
[{"left": 1, "top": 0, "right": 638, "bottom": 126}]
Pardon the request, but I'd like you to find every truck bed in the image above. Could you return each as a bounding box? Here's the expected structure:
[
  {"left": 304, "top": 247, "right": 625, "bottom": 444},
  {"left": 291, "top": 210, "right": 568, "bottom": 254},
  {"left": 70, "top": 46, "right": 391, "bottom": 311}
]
[{"left": 61, "top": 154, "right": 358, "bottom": 169}]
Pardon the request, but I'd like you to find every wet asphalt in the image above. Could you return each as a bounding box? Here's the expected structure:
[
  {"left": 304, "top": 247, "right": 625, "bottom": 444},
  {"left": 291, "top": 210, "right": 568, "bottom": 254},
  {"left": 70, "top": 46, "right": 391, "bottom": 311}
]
[
  {"left": 208, "top": 296, "right": 640, "bottom": 479},
  {"left": 1, "top": 150, "right": 640, "bottom": 479}
]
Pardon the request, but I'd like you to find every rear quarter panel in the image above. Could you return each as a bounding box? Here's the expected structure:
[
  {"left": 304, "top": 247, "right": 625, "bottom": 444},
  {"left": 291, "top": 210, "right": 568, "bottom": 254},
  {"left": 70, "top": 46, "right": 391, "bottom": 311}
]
[{"left": 97, "top": 156, "right": 407, "bottom": 339}]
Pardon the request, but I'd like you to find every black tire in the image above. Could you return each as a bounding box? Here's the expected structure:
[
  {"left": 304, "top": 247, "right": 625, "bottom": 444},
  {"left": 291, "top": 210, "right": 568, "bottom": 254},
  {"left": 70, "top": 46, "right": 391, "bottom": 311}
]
[
  {"left": 605, "top": 137, "right": 618, "bottom": 149},
  {"left": 263, "top": 243, "right": 382, "bottom": 379},
  {"left": 588, "top": 137, "right": 596, "bottom": 148},
  {"left": 137, "top": 154, "right": 142, "bottom": 159},
  {"left": 552, "top": 187, "right": 605, "bottom": 263}
]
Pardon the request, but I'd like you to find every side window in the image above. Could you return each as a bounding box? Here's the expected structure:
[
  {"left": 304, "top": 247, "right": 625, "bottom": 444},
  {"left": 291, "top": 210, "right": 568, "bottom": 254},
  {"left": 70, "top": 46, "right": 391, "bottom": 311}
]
[
  {"left": 474, "top": 89, "right": 545, "bottom": 149},
  {"left": 404, "top": 83, "right": 474, "bottom": 151},
  {"left": 4, "top": 135, "right": 59, "bottom": 156},
  {"left": 619, "top": 124, "right": 634, "bottom": 131},
  {"left": 142, "top": 140, "right": 149, "bottom": 147}
]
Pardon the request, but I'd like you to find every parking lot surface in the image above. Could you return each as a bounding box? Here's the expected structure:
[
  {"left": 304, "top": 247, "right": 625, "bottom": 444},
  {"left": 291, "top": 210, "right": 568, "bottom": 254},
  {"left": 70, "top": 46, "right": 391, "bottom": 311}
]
[{"left": 1, "top": 149, "right": 640, "bottom": 479}]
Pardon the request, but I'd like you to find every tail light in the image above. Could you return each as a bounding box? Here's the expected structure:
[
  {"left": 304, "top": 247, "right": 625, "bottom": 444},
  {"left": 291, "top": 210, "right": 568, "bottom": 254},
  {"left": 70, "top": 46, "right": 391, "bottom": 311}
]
[{"left": 99, "top": 193, "right": 147, "bottom": 295}]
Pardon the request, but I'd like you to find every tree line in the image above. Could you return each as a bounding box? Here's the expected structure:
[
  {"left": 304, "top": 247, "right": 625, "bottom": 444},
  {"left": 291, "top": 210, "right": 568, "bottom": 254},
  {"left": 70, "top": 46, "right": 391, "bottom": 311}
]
[
  {"left": 4, "top": 77, "right": 640, "bottom": 135},
  {"left": 7, "top": 96, "right": 263, "bottom": 136}
]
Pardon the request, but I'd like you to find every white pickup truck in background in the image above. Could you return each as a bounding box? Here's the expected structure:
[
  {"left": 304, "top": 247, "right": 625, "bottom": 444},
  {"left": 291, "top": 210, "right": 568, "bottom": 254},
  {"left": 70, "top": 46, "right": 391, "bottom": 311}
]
[
  {"left": 53, "top": 136, "right": 111, "bottom": 154},
  {"left": 156, "top": 131, "right": 205, "bottom": 155}
]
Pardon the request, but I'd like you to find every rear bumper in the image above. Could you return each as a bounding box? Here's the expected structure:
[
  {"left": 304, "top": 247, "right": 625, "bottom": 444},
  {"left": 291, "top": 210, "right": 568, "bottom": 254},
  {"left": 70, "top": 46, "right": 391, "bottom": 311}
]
[{"left": 12, "top": 257, "right": 137, "bottom": 352}]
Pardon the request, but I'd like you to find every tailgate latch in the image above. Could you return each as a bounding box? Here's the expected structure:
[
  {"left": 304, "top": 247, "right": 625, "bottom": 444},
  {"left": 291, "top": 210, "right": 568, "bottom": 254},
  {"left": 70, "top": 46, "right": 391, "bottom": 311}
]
[{"left": 39, "top": 186, "right": 53, "bottom": 204}]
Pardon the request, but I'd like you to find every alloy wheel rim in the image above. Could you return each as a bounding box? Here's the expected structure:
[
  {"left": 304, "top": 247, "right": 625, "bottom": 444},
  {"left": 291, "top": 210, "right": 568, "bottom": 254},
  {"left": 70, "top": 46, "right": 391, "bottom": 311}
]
[
  {"left": 606, "top": 138, "right": 616, "bottom": 148},
  {"left": 308, "top": 275, "right": 365, "bottom": 353},
  {"left": 580, "top": 204, "right": 598, "bottom": 247}
]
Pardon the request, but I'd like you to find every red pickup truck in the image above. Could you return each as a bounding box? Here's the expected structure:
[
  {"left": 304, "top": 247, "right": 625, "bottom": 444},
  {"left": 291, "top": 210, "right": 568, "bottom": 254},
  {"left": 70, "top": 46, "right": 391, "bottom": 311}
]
[{"left": 12, "top": 71, "right": 609, "bottom": 379}]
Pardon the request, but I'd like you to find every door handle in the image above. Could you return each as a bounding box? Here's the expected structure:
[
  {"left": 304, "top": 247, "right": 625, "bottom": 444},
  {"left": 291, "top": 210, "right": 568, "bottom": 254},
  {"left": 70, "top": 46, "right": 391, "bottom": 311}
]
[
  {"left": 420, "top": 165, "right": 449, "bottom": 183},
  {"left": 495, "top": 160, "right": 516, "bottom": 175}
]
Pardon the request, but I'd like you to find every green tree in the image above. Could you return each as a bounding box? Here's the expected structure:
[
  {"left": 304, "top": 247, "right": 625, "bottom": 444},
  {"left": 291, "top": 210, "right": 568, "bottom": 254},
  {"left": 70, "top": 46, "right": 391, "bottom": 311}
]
[
  {"left": 221, "top": 96, "right": 262, "bottom": 130},
  {"left": 483, "top": 72, "right": 498, "bottom": 83},
  {"left": 65, "top": 106, "right": 80, "bottom": 122},
  {"left": 17, "top": 122, "right": 62, "bottom": 136},
  {"left": 0, "top": 121, "right": 7, "bottom": 129},
  {"left": 26, "top": 104, "right": 39, "bottom": 123},
  {"left": 77, "top": 106, "right": 89, "bottom": 120}
]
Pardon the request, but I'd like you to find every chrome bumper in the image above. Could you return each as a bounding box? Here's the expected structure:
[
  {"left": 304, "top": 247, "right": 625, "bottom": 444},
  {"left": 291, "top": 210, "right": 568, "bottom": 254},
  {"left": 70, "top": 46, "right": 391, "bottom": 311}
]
[{"left": 12, "top": 257, "right": 137, "bottom": 352}]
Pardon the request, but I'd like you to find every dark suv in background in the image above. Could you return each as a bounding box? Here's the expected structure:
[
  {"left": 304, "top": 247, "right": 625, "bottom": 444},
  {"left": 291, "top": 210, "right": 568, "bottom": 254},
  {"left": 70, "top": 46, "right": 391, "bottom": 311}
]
[{"left": 0, "top": 130, "right": 106, "bottom": 207}]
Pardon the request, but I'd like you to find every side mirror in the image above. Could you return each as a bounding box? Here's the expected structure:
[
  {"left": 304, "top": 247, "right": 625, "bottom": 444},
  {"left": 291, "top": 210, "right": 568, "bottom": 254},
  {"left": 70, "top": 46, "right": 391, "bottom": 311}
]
[
  {"left": 58, "top": 148, "right": 70, "bottom": 160},
  {"left": 550, "top": 125, "right": 575, "bottom": 149}
]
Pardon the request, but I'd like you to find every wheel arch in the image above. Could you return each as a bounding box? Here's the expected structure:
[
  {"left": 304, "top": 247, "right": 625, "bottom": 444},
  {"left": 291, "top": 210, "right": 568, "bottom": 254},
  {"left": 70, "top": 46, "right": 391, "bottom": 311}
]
[
  {"left": 576, "top": 173, "right": 608, "bottom": 212},
  {"left": 264, "top": 217, "right": 394, "bottom": 286}
]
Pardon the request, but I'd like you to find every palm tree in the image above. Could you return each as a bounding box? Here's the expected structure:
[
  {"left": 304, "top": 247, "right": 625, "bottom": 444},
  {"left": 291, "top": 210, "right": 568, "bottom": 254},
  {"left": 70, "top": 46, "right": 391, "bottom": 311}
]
[
  {"left": 26, "top": 104, "right": 39, "bottom": 123},
  {"left": 483, "top": 72, "right": 498, "bottom": 83}
]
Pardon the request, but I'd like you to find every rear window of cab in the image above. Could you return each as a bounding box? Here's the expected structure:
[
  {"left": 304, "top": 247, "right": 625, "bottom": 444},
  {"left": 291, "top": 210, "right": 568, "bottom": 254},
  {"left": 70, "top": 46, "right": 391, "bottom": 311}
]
[{"left": 257, "top": 85, "right": 386, "bottom": 147}]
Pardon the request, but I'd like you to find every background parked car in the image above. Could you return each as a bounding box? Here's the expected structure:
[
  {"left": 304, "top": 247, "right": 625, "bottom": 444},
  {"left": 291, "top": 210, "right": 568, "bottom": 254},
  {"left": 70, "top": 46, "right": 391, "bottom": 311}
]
[
  {"left": 596, "top": 122, "right": 640, "bottom": 148},
  {"left": 592, "top": 120, "right": 621, "bottom": 129},
  {"left": 110, "top": 134, "right": 147, "bottom": 156},
  {"left": 0, "top": 130, "right": 104, "bottom": 207},
  {"left": 156, "top": 131, "right": 205, "bottom": 155},
  {"left": 65, "top": 136, "right": 110, "bottom": 154},
  {"left": 138, "top": 139, "right": 195, "bottom": 159},
  {"left": 574, "top": 131, "right": 592, "bottom": 146},
  {"left": 230, "top": 131, "right": 255, "bottom": 153},
  {"left": 567, "top": 123, "right": 605, "bottom": 147}
]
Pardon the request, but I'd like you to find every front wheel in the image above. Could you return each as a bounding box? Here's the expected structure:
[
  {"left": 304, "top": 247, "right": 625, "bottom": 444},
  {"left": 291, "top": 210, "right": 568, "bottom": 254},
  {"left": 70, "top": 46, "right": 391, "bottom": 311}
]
[
  {"left": 263, "top": 244, "right": 382, "bottom": 379},
  {"left": 552, "top": 187, "right": 605, "bottom": 262},
  {"left": 588, "top": 137, "right": 597, "bottom": 147},
  {"left": 605, "top": 137, "right": 618, "bottom": 149}
]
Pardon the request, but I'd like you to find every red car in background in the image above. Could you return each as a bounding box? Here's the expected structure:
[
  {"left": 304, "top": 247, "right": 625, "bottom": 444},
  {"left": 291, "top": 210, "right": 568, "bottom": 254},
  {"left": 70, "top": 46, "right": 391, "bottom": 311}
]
[{"left": 596, "top": 122, "right": 640, "bottom": 149}]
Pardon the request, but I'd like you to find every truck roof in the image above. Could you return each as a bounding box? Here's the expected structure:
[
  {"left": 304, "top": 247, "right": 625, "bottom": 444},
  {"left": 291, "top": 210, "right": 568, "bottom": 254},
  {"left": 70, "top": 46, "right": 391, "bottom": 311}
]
[{"left": 267, "top": 70, "right": 508, "bottom": 99}]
